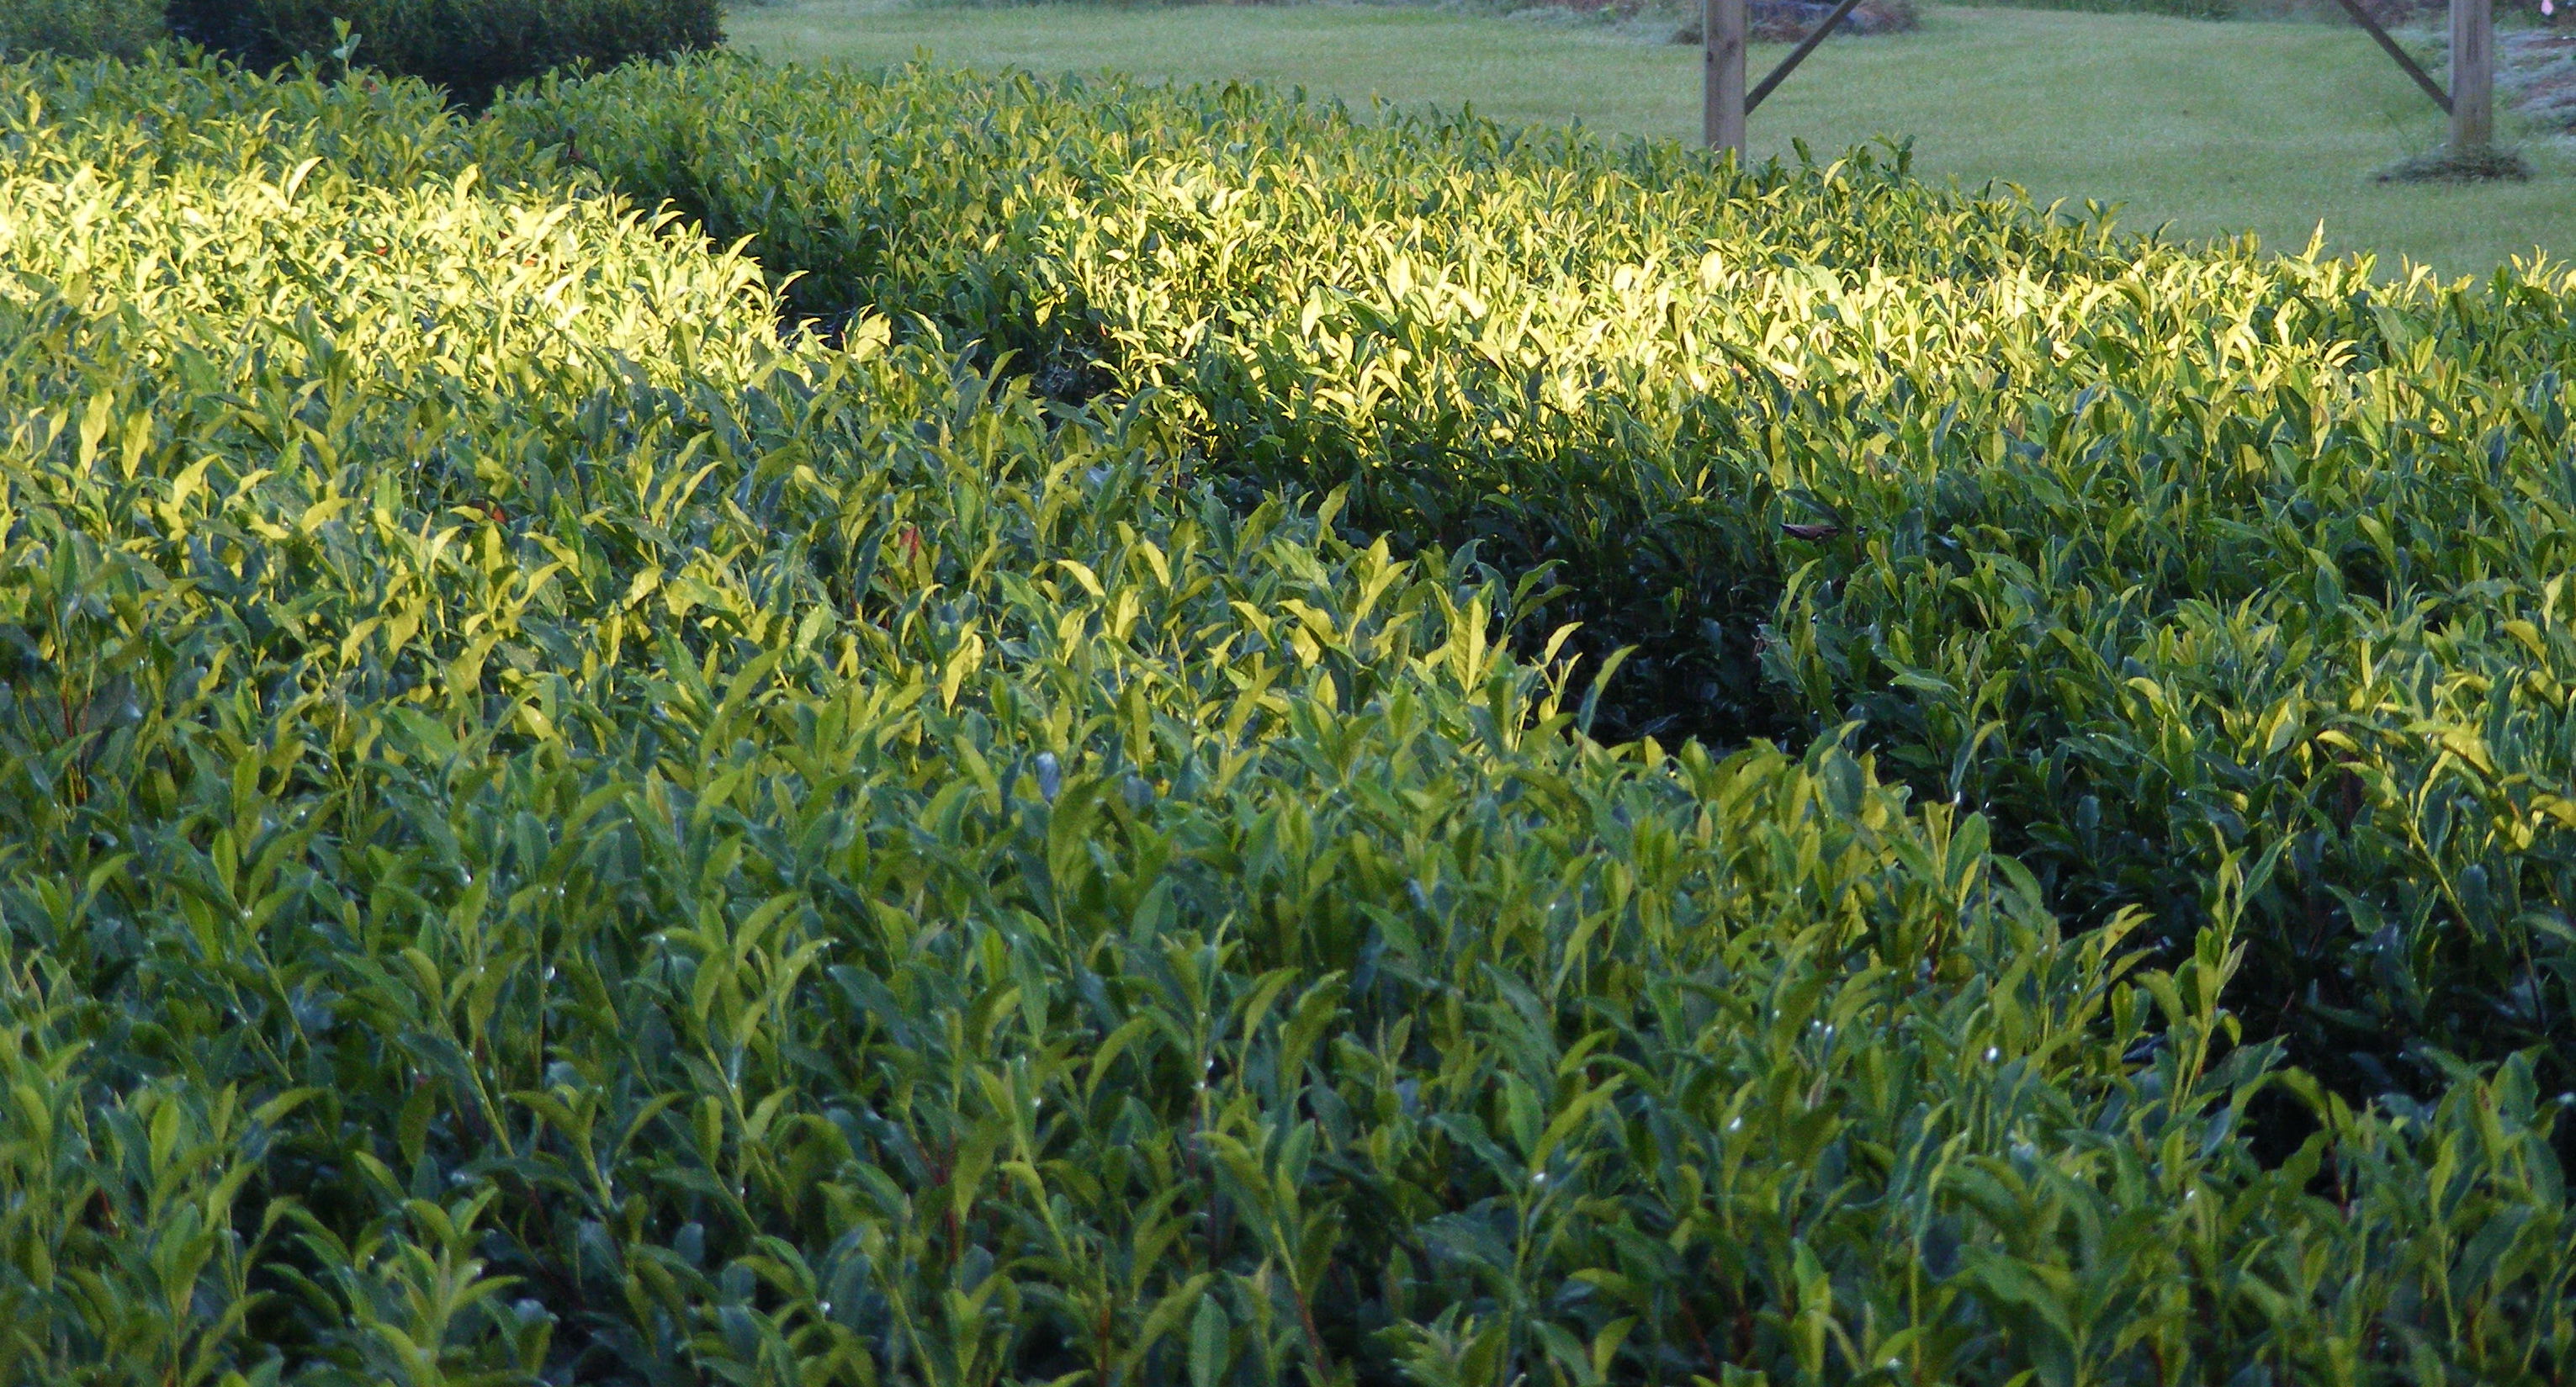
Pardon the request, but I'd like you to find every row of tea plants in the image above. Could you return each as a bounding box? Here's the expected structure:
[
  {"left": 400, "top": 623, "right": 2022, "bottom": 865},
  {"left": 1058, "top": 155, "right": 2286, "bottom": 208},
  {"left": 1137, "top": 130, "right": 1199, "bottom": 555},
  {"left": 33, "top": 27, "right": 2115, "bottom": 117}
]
[
  {"left": 508, "top": 57, "right": 2576, "bottom": 1110},
  {"left": 0, "top": 46, "right": 2568, "bottom": 1386}
]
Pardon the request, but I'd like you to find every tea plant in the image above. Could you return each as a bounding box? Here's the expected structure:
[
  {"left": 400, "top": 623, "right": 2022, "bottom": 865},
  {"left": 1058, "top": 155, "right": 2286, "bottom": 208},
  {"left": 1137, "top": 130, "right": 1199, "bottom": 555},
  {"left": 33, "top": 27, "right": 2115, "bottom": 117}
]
[
  {"left": 0, "top": 48, "right": 2568, "bottom": 1386},
  {"left": 507, "top": 57, "right": 2576, "bottom": 1108}
]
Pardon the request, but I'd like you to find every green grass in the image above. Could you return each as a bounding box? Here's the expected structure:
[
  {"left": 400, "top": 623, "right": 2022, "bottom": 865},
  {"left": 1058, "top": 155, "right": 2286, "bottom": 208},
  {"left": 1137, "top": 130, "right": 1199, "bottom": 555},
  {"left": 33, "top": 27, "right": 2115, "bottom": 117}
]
[{"left": 727, "top": 0, "right": 2576, "bottom": 274}]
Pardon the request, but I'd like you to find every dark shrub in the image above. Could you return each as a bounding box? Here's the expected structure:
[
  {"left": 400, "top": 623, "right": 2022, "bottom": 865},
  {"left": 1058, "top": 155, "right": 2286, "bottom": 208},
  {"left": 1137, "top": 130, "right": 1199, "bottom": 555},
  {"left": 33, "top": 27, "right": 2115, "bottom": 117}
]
[
  {"left": 163, "top": 0, "right": 722, "bottom": 106},
  {"left": 3, "top": 0, "right": 164, "bottom": 60}
]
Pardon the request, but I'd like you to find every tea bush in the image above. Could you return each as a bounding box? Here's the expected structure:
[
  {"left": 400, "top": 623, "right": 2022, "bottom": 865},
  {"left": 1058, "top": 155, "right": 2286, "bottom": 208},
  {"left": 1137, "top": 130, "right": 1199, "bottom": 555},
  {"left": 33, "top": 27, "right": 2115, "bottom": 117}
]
[
  {"left": 2, "top": 47, "right": 2571, "bottom": 1386},
  {"left": 506, "top": 57, "right": 2576, "bottom": 1110}
]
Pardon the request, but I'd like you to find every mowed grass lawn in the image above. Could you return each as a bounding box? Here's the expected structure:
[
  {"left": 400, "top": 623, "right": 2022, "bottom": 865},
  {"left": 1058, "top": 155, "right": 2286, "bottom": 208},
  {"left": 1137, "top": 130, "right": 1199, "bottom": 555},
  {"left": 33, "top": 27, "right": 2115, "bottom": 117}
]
[{"left": 729, "top": 1, "right": 2576, "bottom": 275}]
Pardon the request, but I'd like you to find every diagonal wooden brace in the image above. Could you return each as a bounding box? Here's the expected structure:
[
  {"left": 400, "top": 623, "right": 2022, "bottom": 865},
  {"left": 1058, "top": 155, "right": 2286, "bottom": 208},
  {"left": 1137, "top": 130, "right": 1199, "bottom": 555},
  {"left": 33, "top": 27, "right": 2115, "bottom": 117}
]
[
  {"left": 1746, "top": 0, "right": 1871, "bottom": 114},
  {"left": 2326, "top": 0, "right": 2453, "bottom": 114}
]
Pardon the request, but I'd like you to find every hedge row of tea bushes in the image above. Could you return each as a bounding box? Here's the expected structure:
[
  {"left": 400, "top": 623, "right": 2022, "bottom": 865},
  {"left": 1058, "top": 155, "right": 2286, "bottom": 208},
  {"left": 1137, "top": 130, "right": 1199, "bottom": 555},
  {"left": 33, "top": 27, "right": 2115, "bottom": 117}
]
[
  {"left": 504, "top": 58, "right": 2576, "bottom": 1111},
  {"left": 501, "top": 65, "right": 2149, "bottom": 741},
  {"left": 2, "top": 48, "right": 2571, "bottom": 1386}
]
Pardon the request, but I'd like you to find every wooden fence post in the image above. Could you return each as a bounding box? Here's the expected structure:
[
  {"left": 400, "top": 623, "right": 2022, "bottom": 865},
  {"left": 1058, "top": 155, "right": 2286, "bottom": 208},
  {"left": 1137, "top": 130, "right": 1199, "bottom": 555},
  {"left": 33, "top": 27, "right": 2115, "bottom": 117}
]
[
  {"left": 1705, "top": 0, "right": 1746, "bottom": 155},
  {"left": 2450, "top": 0, "right": 2494, "bottom": 155}
]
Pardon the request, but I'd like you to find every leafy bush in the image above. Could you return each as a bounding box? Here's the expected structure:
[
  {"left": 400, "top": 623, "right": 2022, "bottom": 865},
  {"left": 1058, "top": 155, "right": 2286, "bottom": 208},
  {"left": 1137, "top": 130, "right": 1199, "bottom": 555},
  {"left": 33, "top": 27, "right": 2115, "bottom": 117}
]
[
  {"left": 501, "top": 60, "right": 2140, "bottom": 745},
  {"left": 0, "top": 0, "right": 162, "bottom": 61},
  {"left": 3, "top": 47, "right": 2573, "bottom": 1386},
  {"left": 163, "top": 0, "right": 723, "bottom": 107},
  {"left": 501, "top": 58, "right": 2576, "bottom": 1112}
]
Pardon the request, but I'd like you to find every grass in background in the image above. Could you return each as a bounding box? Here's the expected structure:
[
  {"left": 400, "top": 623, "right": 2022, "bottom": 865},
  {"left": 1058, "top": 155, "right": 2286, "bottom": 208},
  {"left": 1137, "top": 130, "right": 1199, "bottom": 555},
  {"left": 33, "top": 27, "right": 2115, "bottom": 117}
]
[{"left": 729, "top": 0, "right": 2576, "bottom": 274}]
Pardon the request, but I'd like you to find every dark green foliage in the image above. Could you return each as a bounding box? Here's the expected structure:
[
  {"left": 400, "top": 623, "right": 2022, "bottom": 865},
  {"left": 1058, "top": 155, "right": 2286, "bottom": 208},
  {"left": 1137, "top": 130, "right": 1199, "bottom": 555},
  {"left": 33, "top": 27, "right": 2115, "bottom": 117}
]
[
  {"left": 0, "top": 0, "right": 164, "bottom": 60},
  {"left": 163, "top": 0, "right": 722, "bottom": 106},
  {"left": 1973, "top": 0, "right": 2239, "bottom": 20},
  {"left": 3, "top": 46, "right": 2573, "bottom": 1386}
]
